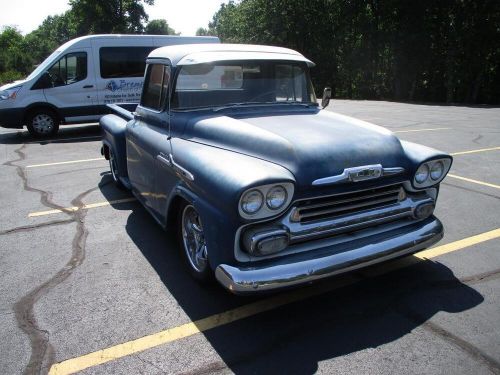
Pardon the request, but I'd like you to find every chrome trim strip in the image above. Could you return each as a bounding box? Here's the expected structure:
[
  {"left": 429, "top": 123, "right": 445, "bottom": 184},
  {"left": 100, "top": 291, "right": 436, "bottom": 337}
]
[
  {"left": 169, "top": 153, "right": 194, "bottom": 181},
  {"left": 312, "top": 165, "right": 405, "bottom": 186},
  {"left": 217, "top": 217, "right": 443, "bottom": 294}
]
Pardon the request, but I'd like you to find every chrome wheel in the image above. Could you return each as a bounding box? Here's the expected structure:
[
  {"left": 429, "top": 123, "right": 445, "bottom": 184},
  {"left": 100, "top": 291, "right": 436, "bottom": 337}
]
[
  {"left": 31, "top": 114, "right": 55, "bottom": 134},
  {"left": 181, "top": 205, "right": 208, "bottom": 273}
]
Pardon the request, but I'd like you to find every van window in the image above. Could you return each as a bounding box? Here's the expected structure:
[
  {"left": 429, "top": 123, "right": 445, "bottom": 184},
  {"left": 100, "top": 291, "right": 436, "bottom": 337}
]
[
  {"left": 141, "top": 64, "right": 171, "bottom": 111},
  {"left": 47, "top": 52, "right": 87, "bottom": 87},
  {"left": 100, "top": 47, "right": 155, "bottom": 78}
]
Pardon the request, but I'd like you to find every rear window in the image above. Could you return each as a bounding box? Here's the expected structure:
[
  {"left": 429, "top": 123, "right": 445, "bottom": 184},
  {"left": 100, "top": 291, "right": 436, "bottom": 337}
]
[{"left": 99, "top": 47, "right": 155, "bottom": 78}]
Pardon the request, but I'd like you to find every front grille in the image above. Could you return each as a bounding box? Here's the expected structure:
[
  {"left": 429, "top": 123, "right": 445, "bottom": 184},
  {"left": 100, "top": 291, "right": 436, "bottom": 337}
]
[{"left": 293, "top": 184, "right": 404, "bottom": 223}]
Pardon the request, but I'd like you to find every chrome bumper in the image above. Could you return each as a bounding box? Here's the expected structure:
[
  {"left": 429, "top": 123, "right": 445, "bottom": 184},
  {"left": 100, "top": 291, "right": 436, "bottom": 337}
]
[{"left": 216, "top": 217, "right": 443, "bottom": 294}]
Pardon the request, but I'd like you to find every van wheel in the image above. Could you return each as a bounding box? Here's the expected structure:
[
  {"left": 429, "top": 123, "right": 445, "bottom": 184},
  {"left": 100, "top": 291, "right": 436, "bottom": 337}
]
[
  {"left": 109, "top": 149, "right": 125, "bottom": 189},
  {"left": 178, "top": 202, "right": 212, "bottom": 282},
  {"left": 27, "top": 109, "right": 59, "bottom": 137}
]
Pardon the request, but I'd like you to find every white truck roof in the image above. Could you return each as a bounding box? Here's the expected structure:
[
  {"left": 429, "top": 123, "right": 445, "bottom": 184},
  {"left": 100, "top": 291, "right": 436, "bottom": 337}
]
[{"left": 147, "top": 43, "right": 315, "bottom": 67}]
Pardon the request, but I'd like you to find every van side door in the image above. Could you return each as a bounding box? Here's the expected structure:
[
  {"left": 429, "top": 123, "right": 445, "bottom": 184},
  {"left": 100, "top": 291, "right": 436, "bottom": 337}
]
[
  {"left": 96, "top": 46, "right": 154, "bottom": 107},
  {"left": 42, "top": 49, "right": 98, "bottom": 122}
]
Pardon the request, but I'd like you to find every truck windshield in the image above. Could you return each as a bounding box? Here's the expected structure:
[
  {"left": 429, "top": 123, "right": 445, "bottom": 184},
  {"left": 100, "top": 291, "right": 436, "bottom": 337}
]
[{"left": 172, "top": 61, "right": 317, "bottom": 110}]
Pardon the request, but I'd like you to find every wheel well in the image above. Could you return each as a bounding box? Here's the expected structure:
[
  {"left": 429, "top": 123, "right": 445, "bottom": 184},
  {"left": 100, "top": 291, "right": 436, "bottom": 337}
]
[
  {"left": 166, "top": 195, "right": 188, "bottom": 229},
  {"left": 24, "top": 105, "right": 61, "bottom": 124},
  {"left": 102, "top": 144, "right": 110, "bottom": 160}
]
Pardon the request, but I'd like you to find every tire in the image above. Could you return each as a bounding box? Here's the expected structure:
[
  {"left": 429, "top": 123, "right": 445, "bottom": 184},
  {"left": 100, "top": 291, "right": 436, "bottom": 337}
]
[
  {"left": 26, "top": 109, "right": 59, "bottom": 137},
  {"left": 108, "top": 149, "right": 125, "bottom": 189},
  {"left": 177, "top": 201, "right": 212, "bottom": 282}
]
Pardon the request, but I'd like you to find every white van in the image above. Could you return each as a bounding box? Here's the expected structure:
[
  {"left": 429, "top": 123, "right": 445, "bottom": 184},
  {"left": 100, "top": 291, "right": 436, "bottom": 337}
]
[{"left": 0, "top": 34, "right": 219, "bottom": 137}]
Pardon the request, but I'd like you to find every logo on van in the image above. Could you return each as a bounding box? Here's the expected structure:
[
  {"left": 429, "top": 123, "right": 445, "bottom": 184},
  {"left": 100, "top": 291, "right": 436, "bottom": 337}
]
[{"left": 105, "top": 80, "right": 143, "bottom": 92}]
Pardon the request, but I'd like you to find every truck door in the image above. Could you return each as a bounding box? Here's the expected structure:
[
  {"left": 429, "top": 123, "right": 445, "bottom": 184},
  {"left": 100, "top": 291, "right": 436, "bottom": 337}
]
[
  {"left": 127, "top": 63, "right": 175, "bottom": 220},
  {"left": 42, "top": 49, "right": 98, "bottom": 122}
]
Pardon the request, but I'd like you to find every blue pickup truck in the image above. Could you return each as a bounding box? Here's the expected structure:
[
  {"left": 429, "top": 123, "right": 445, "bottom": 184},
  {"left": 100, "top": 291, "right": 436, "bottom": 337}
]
[{"left": 101, "top": 43, "right": 452, "bottom": 294}]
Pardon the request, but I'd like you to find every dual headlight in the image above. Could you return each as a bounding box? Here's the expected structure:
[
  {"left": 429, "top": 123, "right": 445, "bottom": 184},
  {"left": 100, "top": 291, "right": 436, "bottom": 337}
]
[
  {"left": 413, "top": 158, "right": 452, "bottom": 188},
  {"left": 0, "top": 86, "right": 22, "bottom": 100},
  {"left": 239, "top": 182, "right": 294, "bottom": 220}
]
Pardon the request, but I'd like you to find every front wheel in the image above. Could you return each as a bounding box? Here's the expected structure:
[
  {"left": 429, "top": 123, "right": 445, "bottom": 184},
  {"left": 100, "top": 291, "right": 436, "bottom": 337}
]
[
  {"left": 178, "top": 202, "right": 212, "bottom": 282},
  {"left": 27, "top": 109, "right": 59, "bottom": 137}
]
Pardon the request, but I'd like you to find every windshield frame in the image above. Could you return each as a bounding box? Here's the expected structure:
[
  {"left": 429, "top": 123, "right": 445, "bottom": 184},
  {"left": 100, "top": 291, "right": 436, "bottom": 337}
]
[
  {"left": 171, "top": 59, "right": 317, "bottom": 111},
  {"left": 26, "top": 50, "right": 63, "bottom": 81}
]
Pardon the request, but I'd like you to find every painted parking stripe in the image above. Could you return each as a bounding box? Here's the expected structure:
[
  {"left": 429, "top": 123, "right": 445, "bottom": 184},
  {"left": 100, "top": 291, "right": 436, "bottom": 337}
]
[
  {"left": 48, "top": 227, "right": 500, "bottom": 375},
  {"left": 448, "top": 174, "right": 500, "bottom": 190},
  {"left": 28, "top": 198, "right": 137, "bottom": 218},
  {"left": 393, "top": 127, "right": 451, "bottom": 133},
  {"left": 450, "top": 146, "right": 500, "bottom": 156},
  {"left": 28, "top": 135, "right": 101, "bottom": 144},
  {"left": 26, "top": 158, "right": 105, "bottom": 168}
]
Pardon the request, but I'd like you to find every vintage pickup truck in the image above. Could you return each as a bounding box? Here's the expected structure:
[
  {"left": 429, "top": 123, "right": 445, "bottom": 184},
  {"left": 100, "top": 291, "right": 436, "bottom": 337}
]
[{"left": 100, "top": 43, "right": 452, "bottom": 294}]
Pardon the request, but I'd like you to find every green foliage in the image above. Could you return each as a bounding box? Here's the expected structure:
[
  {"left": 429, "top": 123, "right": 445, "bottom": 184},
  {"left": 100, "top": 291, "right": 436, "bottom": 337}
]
[
  {"left": 145, "top": 19, "right": 178, "bottom": 35},
  {"left": 69, "top": 0, "right": 153, "bottom": 34},
  {"left": 208, "top": 0, "right": 500, "bottom": 104}
]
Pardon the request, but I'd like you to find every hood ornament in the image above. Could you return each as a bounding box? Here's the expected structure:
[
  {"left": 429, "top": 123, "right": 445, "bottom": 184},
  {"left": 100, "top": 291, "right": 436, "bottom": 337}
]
[{"left": 312, "top": 164, "right": 405, "bottom": 186}]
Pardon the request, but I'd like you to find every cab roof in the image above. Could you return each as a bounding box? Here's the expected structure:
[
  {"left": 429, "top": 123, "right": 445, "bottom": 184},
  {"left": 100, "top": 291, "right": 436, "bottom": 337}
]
[{"left": 147, "top": 43, "right": 315, "bottom": 67}]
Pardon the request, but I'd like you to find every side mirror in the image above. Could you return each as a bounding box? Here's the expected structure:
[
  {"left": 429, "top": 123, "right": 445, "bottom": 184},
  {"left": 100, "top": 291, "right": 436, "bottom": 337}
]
[
  {"left": 31, "top": 71, "right": 53, "bottom": 90},
  {"left": 321, "top": 87, "right": 332, "bottom": 108}
]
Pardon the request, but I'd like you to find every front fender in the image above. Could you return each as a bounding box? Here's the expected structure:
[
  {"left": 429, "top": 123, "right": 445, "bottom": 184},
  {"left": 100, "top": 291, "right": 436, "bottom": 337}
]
[
  {"left": 401, "top": 140, "right": 453, "bottom": 177},
  {"left": 168, "top": 138, "right": 296, "bottom": 268}
]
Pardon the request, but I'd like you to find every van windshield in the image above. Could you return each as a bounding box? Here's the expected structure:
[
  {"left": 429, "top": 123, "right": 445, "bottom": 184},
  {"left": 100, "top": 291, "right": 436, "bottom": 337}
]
[
  {"left": 26, "top": 50, "right": 62, "bottom": 81},
  {"left": 172, "top": 60, "right": 317, "bottom": 110}
]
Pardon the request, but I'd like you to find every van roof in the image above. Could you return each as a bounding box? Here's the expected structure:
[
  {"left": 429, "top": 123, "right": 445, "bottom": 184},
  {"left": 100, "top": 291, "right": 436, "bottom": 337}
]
[
  {"left": 56, "top": 34, "right": 220, "bottom": 51},
  {"left": 148, "top": 43, "right": 315, "bottom": 67}
]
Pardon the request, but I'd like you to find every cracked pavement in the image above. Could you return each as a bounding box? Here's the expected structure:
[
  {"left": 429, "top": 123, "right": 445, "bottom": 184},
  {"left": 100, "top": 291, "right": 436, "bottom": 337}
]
[{"left": 0, "top": 101, "right": 499, "bottom": 374}]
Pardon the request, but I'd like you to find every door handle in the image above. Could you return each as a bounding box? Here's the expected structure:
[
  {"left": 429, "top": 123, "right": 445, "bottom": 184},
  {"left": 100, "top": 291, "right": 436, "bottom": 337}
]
[
  {"left": 156, "top": 154, "right": 172, "bottom": 167},
  {"left": 83, "top": 85, "right": 94, "bottom": 89}
]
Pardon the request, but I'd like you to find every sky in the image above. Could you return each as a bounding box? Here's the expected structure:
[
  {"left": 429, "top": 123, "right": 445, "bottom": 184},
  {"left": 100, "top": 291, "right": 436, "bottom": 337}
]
[{"left": 0, "top": 0, "right": 228, "bottom": 36}]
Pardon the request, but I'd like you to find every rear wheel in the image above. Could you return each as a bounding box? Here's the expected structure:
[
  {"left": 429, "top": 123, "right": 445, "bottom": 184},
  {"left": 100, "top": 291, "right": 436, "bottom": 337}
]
[
  {"left": 108, "top": 149, "right": 124, "bottom": 189},
  {"left": 178, "top": 202, "right": 212, "bottom": 282},
  {"left": 27, "top": 109, "right": 59, "bottom": 137}
]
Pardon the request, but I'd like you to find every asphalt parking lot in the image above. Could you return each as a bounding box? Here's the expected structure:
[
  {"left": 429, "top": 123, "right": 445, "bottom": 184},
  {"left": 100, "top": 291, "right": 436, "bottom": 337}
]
[{"left": 1, "top": 99, "right": 499, "bottom": 375}]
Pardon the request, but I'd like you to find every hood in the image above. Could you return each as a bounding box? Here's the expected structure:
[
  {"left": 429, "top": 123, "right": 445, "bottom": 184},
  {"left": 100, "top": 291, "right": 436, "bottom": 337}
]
[
  {"left": 182, "top": 109, "right": 411, "bottom": 189},
  {"left": 0, "top": 79, "right": 27, "bottom": 91}
]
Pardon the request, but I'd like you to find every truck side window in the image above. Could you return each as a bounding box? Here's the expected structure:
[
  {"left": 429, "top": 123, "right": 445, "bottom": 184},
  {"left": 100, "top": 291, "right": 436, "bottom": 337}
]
[
  {"left": 141, "top": 64, "right": 171, "bottom": 111},
  {"left": 47, "top": 52, "right": 87, "bottom": 87}
]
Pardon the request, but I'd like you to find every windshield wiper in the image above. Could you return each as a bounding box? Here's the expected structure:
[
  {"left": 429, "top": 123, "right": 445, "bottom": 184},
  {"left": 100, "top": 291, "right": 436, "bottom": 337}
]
[{"left": 213, "top": 101, "right": 315, "bottom": 112}]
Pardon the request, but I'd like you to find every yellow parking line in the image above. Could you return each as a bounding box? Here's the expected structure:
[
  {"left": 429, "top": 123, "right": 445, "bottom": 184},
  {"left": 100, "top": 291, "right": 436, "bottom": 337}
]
[
  {"left": 26, "top": 158, "right": 105, "bottom": 168},
  {"left": 48, "top": 227, "right": 500, "bottom": 375},
  {"left": 450, "top": 146, "right": 500, "bottom": 156},
  {"left": 28, "top": 198, "right": 137, "bottom": 217},
  {"left": 394, "top": 127, "right": 451, "bottom": 133},
  {"left": 448, "top": 174, "right": 500, "bottom": 190},
  {"left": 28, "top": 135, "right": 101, "bottom": 144}
]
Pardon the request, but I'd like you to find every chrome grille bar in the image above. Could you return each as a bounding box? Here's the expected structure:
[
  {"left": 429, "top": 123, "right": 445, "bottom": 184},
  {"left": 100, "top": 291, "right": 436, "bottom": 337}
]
[{"left": 294, "top": 185, "right": 404, "bottom": 223}]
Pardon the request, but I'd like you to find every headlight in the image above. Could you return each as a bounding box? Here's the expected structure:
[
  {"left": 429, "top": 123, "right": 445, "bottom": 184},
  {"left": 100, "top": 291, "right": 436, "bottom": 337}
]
[
  {"left": 415, "top": 164, "right": 429, "bottom": 183},
  {"left": 413, "top": 158, "right": 452, "bottom": 188},
  {"left": 430, "top": 161, "right": 444, "bottom": 180},
  {"left": 239, "top": 182, "right": 294, "bottom": 220},
  {"left": 266, "top": 185, "right": 287, "bottom": 210},
  {"left": 241, "top": 189, "right": 263, "bottom": 215},
  {"left": 0, "top": 86, "right": 22, "bottom": 100}
]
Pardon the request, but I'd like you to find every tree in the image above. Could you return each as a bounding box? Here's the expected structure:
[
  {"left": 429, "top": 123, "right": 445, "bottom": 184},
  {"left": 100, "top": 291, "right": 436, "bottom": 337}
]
[
  {"left": 69, "top": 0, "right": 154, "bottom": 34},
  {"left": 145, "top": 19, "right": 177, "bottom": 35}
]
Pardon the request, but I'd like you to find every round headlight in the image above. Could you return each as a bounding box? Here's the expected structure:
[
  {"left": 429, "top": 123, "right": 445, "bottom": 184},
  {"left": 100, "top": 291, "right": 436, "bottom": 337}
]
[
  {"left": 430, "top": 161, "right": 444, "bottom": 180},
  {"left": 415, "top": 164, "right": 429, "bottom": 184},
  {"left": 266, "top": 185, "right": 287, "bottom": 210},
  {"left": 241, "top": 189, "right": 263, "bottom": 214}
]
